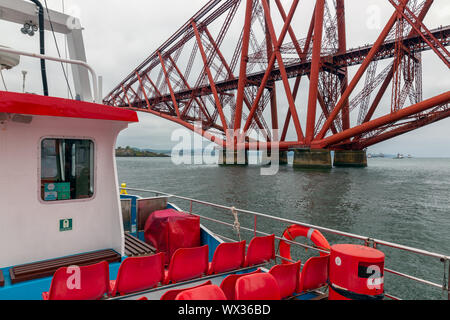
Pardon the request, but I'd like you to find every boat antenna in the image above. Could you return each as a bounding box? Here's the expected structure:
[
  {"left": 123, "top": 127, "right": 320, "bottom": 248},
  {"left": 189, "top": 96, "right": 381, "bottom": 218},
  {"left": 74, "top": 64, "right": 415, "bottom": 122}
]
[
  {"left": 0, "top": 67, "right": 7, "bottom": 91},
  {"left": 29, "top": 0, "right": 49, "bottom": 96},
  {"left": 22, "top": 70, "right": 28, "bottom": 93}
]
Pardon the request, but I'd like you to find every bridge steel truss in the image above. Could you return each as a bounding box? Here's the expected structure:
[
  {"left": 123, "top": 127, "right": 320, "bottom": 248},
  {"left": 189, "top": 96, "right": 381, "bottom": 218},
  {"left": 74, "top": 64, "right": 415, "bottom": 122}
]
[{"left": 104, "top": 0, "right": 450, "bottom": 151}]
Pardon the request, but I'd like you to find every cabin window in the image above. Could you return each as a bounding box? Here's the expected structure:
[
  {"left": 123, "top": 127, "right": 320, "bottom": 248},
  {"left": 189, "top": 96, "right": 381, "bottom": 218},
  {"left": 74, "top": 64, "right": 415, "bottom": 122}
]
[{"left": 41, "top": 138, "right": 94, "bottom": 201}]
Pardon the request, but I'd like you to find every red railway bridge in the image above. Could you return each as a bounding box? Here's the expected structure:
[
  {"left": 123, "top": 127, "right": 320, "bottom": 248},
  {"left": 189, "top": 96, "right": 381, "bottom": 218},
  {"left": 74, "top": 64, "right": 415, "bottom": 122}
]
[{"left": 104, "top": 0, "right": 450, "bottom": 167}]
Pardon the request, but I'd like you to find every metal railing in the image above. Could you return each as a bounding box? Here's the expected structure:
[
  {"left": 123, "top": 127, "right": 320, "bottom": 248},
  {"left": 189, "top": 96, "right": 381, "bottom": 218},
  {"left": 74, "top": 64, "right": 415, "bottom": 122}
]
[
  {"left": 0, "top": 46, "right": 100, "bottom": 103},
  {"left": 121, "top": 186, "right": 450, "bottom": 300}
]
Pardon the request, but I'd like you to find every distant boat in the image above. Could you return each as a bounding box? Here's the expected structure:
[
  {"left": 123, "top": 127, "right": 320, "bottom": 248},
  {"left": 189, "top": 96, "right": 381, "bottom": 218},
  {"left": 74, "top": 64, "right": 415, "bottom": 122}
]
[
  {"left": 394, "top": 153, "right": 404, "bottom": 159},
  {"left": 408, "top": 154, "right": 412, "bottom": 158},
  {"left": 369, "top": 153, "right": 385, "bottom": 158}
]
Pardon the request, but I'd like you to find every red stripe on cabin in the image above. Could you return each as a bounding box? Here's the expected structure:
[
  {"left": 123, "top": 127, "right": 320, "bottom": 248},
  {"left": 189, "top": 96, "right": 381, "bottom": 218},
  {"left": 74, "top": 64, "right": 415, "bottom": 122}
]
[{"left": 0, "top": 91, "right": 138, "bottom": 122}]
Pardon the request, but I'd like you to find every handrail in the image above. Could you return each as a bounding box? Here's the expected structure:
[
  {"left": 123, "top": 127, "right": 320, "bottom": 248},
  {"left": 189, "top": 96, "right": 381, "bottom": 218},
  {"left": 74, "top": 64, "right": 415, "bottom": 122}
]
[
  {"left": 121, "top": 186, "right": 450, "bottom": 300},
  {"left": 0, "top": 46, "right": 100, "bottom": 103},
  {"left": 122, "top": 187, "right": 450, "bottom": 261}
]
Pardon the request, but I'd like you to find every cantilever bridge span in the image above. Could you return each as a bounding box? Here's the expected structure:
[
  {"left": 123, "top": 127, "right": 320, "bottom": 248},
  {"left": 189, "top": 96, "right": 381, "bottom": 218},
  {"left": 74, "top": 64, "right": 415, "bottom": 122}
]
[{"left": 104, "top": 0, "right": 450, "bottom": 166}]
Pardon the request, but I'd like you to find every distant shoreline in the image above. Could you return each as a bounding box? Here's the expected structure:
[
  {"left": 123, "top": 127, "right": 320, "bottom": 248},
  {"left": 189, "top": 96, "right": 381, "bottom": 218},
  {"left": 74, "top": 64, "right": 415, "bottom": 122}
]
[
  {"left": 115, "top": 155, "right": 170, "bottom": 158},
  {"left": 115, "top": 146, "right": 170, "bottom": 158}
]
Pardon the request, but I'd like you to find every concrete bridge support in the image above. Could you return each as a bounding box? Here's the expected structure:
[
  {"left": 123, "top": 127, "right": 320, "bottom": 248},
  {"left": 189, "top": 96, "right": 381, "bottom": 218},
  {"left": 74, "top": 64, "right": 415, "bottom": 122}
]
[
  {"left": 279, "top": 151, "right": 288, "bottom": 165},
  {"left": 333, "top": 150, "right": 368, "bottom": 167},
  {"left": 218, "top": 149, "right": 367, "bottom": 168},
  {"left": 293, "top": 149, "right": 332, "bottom": 169}
]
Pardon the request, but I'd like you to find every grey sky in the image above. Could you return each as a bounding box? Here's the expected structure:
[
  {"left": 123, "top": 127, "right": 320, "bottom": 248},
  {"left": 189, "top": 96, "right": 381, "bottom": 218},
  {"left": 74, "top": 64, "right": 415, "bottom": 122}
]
[{"left": 0, "top": 0, "right": 449, "bottom": 157}]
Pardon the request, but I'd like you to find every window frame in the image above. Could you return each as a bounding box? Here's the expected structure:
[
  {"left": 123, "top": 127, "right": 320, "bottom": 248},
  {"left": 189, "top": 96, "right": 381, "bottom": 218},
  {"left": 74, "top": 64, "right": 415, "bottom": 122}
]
[{"left": 38, "top": 136, "right": 97, "bottom": 204}]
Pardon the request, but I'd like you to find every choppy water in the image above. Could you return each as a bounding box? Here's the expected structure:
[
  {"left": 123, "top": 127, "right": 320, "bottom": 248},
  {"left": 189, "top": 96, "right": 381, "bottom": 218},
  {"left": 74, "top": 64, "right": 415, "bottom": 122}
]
[{"left": 116, "top": 157, "right": 450, "bottom": 300}]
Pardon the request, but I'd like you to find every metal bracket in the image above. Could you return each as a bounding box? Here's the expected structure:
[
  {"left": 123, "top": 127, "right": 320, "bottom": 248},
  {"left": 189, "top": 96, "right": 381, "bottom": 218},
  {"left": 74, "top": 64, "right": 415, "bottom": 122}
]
[{"left": 365, "top": 238, "right": 377, "bottom": 249}]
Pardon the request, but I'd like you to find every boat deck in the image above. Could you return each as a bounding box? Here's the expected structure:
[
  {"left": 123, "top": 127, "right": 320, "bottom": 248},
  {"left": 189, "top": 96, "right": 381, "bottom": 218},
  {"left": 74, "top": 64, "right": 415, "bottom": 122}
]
[
  {"left": 1, "top": 192, "right": 448, "bottom": 300},
  {"left": 0, "top": 226, "right": 326, "bottom": 301}
]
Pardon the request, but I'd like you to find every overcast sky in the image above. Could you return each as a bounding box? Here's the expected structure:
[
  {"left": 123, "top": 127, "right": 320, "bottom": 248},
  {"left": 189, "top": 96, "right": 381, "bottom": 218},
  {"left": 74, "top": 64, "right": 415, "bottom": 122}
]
[{"left": 1, "top": 0, "right": 449, "bottom": 157}]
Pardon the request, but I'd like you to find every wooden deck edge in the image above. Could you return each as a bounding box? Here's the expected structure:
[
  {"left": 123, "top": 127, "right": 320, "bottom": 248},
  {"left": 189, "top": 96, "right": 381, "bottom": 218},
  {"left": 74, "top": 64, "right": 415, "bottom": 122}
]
[{"left": 9, "top": 250, "right": 121, "bottom": 285}]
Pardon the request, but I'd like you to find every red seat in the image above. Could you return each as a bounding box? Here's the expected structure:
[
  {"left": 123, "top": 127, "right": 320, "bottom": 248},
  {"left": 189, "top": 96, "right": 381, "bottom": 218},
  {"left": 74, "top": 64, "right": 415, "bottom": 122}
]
[
  {"left": 165, "top": 245, "right": 209, "bottom": 284},
  {"left": 160, "top": 280, "right": 212, "bottom": 300},
  {"left": 219, "top": 269, "right": 261, "bottom": 300},
  {"left": 209, "top": 241, "right": 246, "bottom": 275},
  {"left": 42, "top": 261, "right": 110, "bottom": 300},
  {"left": 235, "top": 273, "right": 281, "bottom": 300},
  {"left": 298, "top": 255, "right": 329, "bottom": 292},
  {"left": 175, "top": 285, "right": 227, "bottom": 300},
  {"left": 269, "top": 261, "right": 301, "bottom": 299},
  {"left": 110, "top": 253, "right": 165, "bottom": 296},
  {"left": 245, "top": 235, "right": 275, "bottom": 267}
]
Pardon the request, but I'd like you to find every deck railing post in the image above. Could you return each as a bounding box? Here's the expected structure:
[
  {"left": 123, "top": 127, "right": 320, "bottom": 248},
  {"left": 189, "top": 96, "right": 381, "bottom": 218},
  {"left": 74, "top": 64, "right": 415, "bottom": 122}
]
[
  {"left": 447, "top": 259, "right": 450, "bottom": 300},
  {"left": 439, "top": 258, "right": 449, "bottom": 300}
]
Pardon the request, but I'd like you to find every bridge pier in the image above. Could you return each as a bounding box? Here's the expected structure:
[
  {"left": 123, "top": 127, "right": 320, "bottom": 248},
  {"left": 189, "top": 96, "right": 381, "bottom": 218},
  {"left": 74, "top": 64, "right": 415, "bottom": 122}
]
[
  {"left": 218, "top": 149, "right": 248, "bottom": 166},
  {"left": 279, "top": 151, "right": 288, "bottom": 165},
  {"left": 261, "top": 151, "right": 289, "bottom": 165},
  {"left": 333, "top": 150, "right": 368, "bottom": 167},
  {"left": 293, "top": 149, "right": 332, "bottom": 169}
]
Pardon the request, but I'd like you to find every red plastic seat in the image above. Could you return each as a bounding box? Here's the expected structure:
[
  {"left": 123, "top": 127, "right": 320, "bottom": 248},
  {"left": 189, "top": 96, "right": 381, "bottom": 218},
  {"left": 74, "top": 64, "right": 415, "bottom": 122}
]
[
  {"left": 219, "top": 269, "right": 261, "bottom": 300},
  {"left": 209, "top": 241, "right": 246, "bottom": 275},
  {"left": 245, "top": 234, "right": 275, "bottom": 267},
  {"left": 110, "top": 253, "right": 165, "bottom": 296},
  {"left": 235, "top": 273, "right": 281, "bottom": 300},
  {"left": 165, "top": 245, "right": 209, "bottom": 284},
  {"left": 42, "top": 261, "right": 110, "bottom": 300},
  {"left": 160, "top": 280, "right": 212, "bottom": 300},
  {"left": 269, "top": 261, "right": 301, "bottom": 299},
  {"left": 298, "top": 255, "right": 330, "bottom": 292},
  {"left": 175, "top": 285, "right": 227, "bottom": 300}
]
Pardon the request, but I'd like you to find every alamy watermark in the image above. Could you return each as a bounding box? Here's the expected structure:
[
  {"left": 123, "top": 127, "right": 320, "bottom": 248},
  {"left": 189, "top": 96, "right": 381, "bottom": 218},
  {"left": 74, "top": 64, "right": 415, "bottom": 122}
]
[
  {"left": 367, "top": 265, "right": 384, "bottom": 290},
  {"left": 66, "top": 265, "right": 81, "bottom": 290}
]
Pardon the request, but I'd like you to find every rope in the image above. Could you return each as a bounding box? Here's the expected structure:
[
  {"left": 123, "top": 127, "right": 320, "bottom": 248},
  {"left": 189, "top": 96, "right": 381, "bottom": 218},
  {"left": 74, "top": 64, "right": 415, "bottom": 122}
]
[
  {"left": 277, "top": 227, "right": 294, "bottom": 255},
  {"left": 231, "top": 206, "right": 241, "bottom": 241}
]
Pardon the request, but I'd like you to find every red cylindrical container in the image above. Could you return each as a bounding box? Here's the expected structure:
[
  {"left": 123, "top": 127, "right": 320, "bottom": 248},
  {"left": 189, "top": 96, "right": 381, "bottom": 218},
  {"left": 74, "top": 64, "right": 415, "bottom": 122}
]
[{"left": 328, "top": 244, "right": 385, "bottom": 300}]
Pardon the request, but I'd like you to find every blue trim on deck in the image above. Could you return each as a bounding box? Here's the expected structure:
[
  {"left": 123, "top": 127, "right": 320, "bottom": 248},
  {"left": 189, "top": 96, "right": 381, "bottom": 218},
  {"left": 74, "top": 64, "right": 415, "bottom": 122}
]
[
  {"left": 201, "top": 229, "right": 220, "bottom": 262},
  {"left": 136, "top": 231, "right": 145, "bottom": 242},
  {"left": 294, "top": 292, "right": 318, "bottom": 300},
  {"left": 166, "top": 203, "right": 178, "bottom": 211}
]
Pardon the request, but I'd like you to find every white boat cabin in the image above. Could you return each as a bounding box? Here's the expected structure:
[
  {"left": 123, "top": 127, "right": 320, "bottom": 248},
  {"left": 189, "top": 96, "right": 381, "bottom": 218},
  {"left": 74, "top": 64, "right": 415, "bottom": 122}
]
[{"left": 0, "top": 91, "right": 138, "bottom": 268}]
